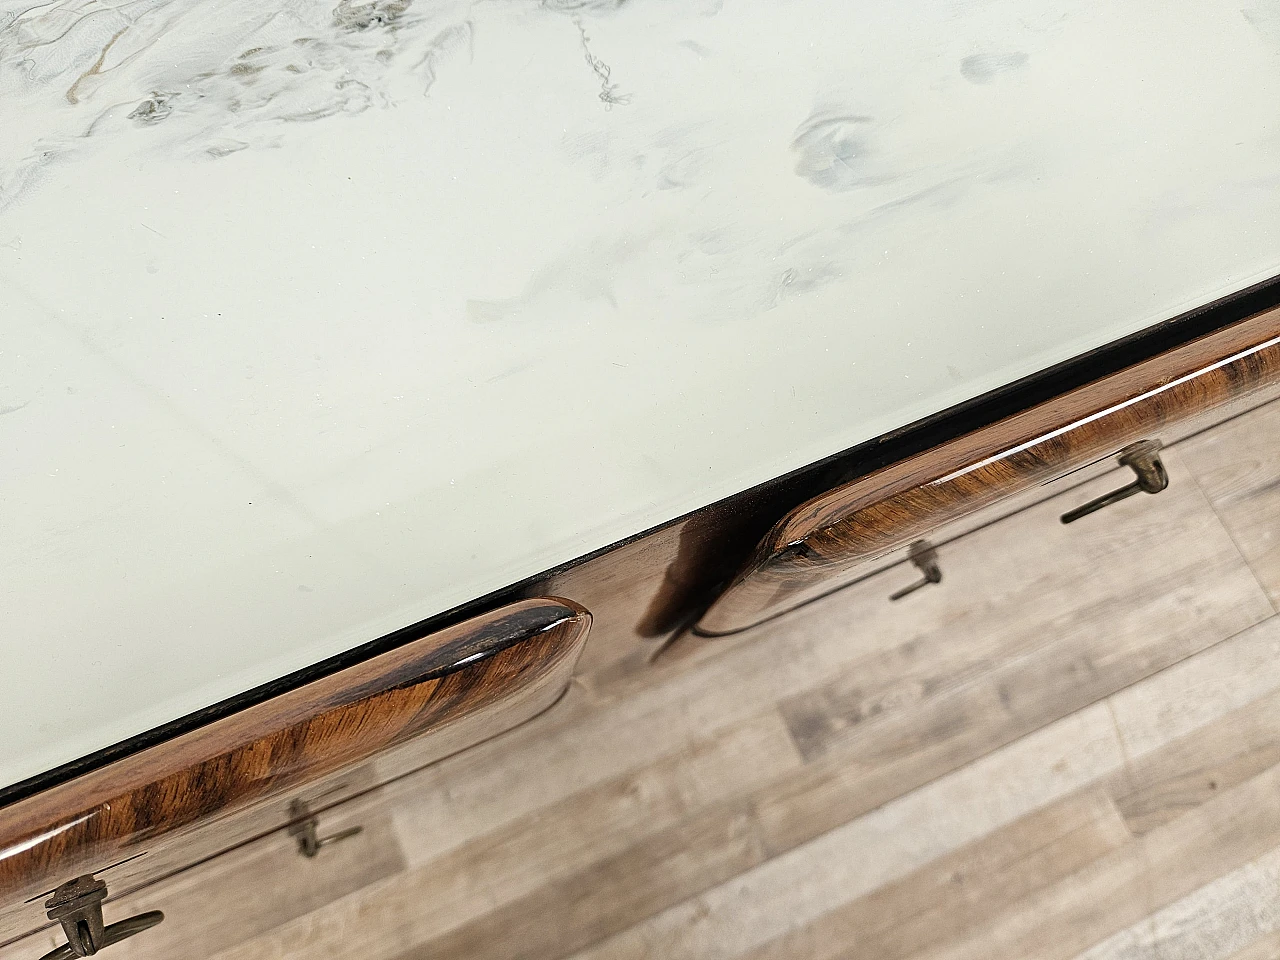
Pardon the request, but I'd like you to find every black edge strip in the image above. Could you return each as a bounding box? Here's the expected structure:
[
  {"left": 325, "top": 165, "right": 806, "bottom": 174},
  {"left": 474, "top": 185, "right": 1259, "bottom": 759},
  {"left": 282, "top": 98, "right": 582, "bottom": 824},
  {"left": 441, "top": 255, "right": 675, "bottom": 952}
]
[
  {"left": 0, "top": 603, "right": 580, "bottom": 808},
  {"left": 4, "top": 273, "right": 1280, "bottom": 808},
  {"left": 353, "top": 604, "right": 580, "bottom": 698}
]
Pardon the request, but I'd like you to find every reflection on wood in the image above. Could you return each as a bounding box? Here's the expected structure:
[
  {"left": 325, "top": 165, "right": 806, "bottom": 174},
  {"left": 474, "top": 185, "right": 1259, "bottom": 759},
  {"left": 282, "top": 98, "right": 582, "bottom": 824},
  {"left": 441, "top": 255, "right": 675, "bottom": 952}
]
[
  {"left": 697, "top": 307, "right": 1280, "bottom": 635},
  {"left": 0, "top": 599, "right": 590, "bottom": 917}
]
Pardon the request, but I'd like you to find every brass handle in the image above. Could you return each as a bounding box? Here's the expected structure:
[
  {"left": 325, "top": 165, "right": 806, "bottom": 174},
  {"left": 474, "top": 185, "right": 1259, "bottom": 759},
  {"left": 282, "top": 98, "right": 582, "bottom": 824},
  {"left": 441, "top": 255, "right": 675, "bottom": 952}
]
[
  {"left": 1060, "top": 440, "right": 1168, "bottom": 524},
  {"left": 38, "top": 913, "right": 165, "bottom": 960},
  {"left": 38, "top": 876, "right": 164, "bottom": 960},
  {"left": 889, "top": 541, "right": 942, "bottom": 601},
  {"left": 296, "top": 826, "right": 362, "bottom": 858},
  {"left": 288, "top": 799, "right": 363, "bottom": 859}
]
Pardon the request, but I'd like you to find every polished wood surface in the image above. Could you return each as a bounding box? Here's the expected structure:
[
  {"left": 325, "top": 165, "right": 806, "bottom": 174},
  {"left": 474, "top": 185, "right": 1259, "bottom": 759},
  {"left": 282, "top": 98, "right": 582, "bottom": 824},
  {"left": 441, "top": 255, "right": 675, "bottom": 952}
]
[
  {"left": 696, "top": 306, "right": 1280, "bottom": 635},
  {"left": 0, "top": 599, "right": 590, "bottom": 920},
  {"left": 1, "top": 401, "right": 1275, "bottom": 959}
]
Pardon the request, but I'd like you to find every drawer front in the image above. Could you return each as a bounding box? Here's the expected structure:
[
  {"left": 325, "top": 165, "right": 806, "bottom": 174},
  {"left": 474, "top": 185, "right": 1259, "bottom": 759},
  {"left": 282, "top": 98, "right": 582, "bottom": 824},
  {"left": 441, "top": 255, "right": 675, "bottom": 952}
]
[
  {"left": 0, "top": 598, "right": 591, "bottom": 942},
  {"left": 0, "top": 782, "right": 401, "bottom": 960},
  {"left": 695, "top": 307, "right": 1280, "bottom": 636},
  {"left": 750, "top": 392, "right": 1280, "bottom": 616}
]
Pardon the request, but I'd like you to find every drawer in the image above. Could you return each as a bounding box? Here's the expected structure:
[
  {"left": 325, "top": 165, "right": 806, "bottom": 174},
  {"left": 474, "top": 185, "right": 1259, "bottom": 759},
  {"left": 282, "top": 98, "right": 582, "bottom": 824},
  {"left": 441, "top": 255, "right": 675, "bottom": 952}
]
[
  {"left": 751, "top": 392, "right": 1280, "bottom": 618},
  {"left": 0, "top": 598, "right": 591, "bottom": 946},
  {"left": 0, "top": 779, "right": 400, "bottom": 960},
  {"left": 695, "top": 308, "right": 1280, "bottom": 636}
]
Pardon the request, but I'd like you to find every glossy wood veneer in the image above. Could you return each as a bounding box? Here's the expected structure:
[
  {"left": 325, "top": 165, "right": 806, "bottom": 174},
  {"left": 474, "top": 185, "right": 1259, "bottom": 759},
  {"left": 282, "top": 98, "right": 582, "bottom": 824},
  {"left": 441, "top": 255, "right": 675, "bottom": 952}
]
[
  {"left": 0, "top": 599, "right": 590, "bottom": 909},
  {"left": 696, "top": 307, "right": 1280, "bottom": 635}
]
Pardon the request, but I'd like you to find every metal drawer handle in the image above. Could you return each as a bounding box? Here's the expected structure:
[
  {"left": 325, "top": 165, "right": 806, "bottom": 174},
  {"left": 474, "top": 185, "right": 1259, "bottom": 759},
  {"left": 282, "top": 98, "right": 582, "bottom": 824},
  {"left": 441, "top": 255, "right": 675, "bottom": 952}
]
[
  {"left": 889, "top": 541, "right": 942, "bottom": 601},
  {"left": 288, "top": 799, "right": 363, "bottom": 858},
  {"left": 38, "top": 875, "right": 163, "bottom": 960},
  {"left": 1060, "top": 440, "right": 1168, "bottom": 524}
]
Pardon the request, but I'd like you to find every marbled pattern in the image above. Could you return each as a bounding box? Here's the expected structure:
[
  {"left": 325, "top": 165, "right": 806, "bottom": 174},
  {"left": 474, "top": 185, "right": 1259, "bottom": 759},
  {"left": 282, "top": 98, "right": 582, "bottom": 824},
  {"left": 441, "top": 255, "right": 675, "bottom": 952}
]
[
  {"left": 0, "top": 0, "right": 475, "bottom": 205},
  {"left": 4, "top": 0, "right": 1280, "bottom": 789}
]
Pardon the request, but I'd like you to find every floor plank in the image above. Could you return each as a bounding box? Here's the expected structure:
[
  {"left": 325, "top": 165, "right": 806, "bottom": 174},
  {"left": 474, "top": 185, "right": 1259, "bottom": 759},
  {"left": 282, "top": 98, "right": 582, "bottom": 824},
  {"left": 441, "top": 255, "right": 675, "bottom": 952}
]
[
  {"left": 906, "top": 720, "right": 1280, "bottom": 959},
  {"left": 571, "top": 709, "right": 1127, "bottom": 960},
  {"left": 1223, "top": 929, "right": 1280, "bottom": 960},
  {"left": 575, "top": 618, "right": 1280, "bottom": 960},
  {"left": 1072, "top": 841, "right": 1280, "bottom": 960}
]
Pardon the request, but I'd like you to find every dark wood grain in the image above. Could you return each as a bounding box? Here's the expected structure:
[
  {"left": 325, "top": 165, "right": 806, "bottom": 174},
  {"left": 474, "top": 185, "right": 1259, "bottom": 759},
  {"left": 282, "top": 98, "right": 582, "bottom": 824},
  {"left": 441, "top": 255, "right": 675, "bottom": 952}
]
[
  {"left": 695, "top": 307, "right": 1280, "bottom": 635},
  {"left": 0, "top": 599, "right": 590, "bottom": 911}
]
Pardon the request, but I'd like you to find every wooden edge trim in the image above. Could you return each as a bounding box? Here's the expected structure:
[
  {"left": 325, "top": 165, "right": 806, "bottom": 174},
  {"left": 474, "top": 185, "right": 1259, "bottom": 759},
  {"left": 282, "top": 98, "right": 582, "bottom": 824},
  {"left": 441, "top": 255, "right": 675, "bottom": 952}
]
[
  {"left": 0, "top": 598, "right": 591, "bottom": 904},
  {"left": 695, "top": 306, "right": 1280, "bottom": 635}
]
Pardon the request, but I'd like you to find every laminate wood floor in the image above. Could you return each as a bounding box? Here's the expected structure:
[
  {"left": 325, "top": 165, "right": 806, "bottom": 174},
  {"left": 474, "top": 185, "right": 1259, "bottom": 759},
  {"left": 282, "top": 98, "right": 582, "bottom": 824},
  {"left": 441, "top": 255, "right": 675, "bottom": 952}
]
[{"left": 15, "top": 401, "right": 1280, "bottom": 960}]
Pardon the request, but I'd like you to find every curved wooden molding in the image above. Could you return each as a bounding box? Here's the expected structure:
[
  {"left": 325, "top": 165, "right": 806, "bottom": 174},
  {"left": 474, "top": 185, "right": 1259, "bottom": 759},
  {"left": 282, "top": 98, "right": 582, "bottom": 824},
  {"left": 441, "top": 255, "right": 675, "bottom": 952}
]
[
  {"left": 696, "top": 307, "right": 1280, "bottom": 636},
  {"left": 0, "top": 598, "right": 590, "bottom": 906}
]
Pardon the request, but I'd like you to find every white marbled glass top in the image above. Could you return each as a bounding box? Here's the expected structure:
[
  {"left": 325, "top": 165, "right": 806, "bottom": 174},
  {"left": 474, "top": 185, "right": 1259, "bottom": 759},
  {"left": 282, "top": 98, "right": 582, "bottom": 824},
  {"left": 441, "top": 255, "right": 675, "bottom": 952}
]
[{"left": 3, "top": 0, "right": 1280, "bottom": 788}]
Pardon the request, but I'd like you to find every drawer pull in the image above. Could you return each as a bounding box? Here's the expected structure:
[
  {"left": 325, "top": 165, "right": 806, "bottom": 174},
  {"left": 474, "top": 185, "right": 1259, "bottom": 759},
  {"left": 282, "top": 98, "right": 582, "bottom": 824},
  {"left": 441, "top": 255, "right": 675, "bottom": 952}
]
[
  {"left": 1060, "top": 440, "right": 1168, "bottom": 524},
  {"left": 287, "top": 800, "right": 363, "bottom": 859},
  {"left": 38, "top": 875, "right": 163, "bottom": 959},
  {"left": 889, "top": 541, "right": 943, "bottom": 601}
]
